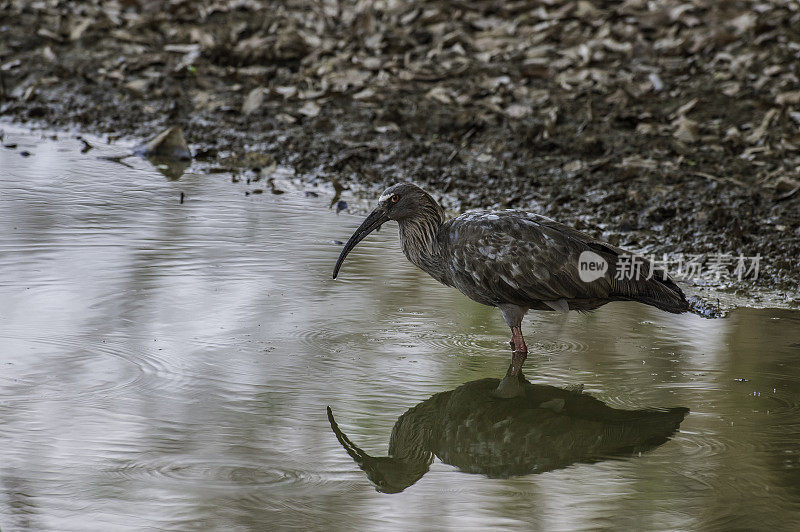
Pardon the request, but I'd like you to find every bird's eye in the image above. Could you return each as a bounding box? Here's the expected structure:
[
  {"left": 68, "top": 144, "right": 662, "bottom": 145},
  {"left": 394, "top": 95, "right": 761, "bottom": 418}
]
[{"left": 391, "top": 194, "right": 400, "bottom": 203}]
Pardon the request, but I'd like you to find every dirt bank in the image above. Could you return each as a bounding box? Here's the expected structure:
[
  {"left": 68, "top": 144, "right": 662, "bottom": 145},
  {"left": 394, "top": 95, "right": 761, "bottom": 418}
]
[{"left": 1, "top": 0, "right": 798, "bottom": 299}]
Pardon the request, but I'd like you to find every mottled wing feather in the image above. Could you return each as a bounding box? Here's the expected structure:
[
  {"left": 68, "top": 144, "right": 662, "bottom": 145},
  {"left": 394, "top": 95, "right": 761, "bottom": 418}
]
[
  {"left": 443, "top": 210, "right": 686, "bottom": 312},
  {"left": 444, "top": 212, "right": 602, "bottom": 306}
]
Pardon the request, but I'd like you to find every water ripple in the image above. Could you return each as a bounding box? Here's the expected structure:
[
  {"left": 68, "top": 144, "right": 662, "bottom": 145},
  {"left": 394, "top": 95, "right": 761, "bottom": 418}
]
[{"left": 105, "top": 458, "right": 326, "bottom": 488}]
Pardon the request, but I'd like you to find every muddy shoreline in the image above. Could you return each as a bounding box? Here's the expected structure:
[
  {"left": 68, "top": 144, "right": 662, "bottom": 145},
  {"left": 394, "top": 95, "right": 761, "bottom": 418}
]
[{"left": 1, "top": 0, "right": 798, "bottom": 299}]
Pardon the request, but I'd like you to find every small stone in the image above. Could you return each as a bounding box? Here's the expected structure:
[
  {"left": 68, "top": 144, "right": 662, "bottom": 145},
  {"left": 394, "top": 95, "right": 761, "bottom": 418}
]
[
  {"left": 298, "top": 101, "right": 320, "bottom": 117},
  {"left": 648, "top": 72, "right": 664, "bottom": 91},
  {"left": 505, "top": 103, "right": 531, "bottom": 119},
  {"left": 776, "top": 91, "right": 800, "bottom": 106},
  {"left": 124, "top": 78, "right": 149, "bottom": 96},
  {"left": 242, "top": 87, "right": 265, "bottom": 115},
  {"left": 673, "top": 116, "right": 699, "bottom": 143}
]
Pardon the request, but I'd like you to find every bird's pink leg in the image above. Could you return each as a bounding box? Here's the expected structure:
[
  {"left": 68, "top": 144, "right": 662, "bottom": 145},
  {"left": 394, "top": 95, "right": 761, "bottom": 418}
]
[{"left": 507, "top": 326, "right": 528, "bottom": 377}]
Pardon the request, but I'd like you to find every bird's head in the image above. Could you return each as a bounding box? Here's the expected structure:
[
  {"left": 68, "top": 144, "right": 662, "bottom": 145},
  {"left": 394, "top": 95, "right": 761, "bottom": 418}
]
[
  {"left": 327, "top": 406, "right": 431, "bottom": 493},
  {"left": 333, "top": 182, "right": 438, "bottom": 278}
]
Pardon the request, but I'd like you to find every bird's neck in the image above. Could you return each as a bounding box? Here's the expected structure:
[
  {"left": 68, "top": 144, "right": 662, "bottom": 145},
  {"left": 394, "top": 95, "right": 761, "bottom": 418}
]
[
  {"left": 389, "top": 388, "right": 448, "bottom": 459},
  {"left": 397, "top": 202, "right": 447, "bottom": 280}
]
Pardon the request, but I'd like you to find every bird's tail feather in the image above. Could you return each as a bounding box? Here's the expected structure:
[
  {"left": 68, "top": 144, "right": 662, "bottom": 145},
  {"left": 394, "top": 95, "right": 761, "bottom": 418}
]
[{"left": 614, "top": 272, "right": 689, "bottom": 314}]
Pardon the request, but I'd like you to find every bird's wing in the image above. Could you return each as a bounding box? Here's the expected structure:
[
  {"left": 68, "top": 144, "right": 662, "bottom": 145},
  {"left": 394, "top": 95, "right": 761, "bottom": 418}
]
[{"left": 444, "top": 211, "right": 622, "bottom": 306}]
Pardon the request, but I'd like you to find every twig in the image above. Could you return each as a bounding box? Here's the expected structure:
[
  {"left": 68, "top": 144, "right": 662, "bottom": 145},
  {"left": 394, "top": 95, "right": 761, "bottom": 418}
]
[
  {"left": 447, "top": 127, "right": 476, "bottom": 163},
  {"left": 693, "top": 171, "right": 748, "bottom": 188},
  {"left": 775, "top": 184, "right": 800, "bottom": 202}
]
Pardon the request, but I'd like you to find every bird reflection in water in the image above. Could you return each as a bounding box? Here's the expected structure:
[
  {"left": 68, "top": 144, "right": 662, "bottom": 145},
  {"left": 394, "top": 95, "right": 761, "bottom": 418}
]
[{"left": 328, "top": 374, "right": 688, "bottom": 493}]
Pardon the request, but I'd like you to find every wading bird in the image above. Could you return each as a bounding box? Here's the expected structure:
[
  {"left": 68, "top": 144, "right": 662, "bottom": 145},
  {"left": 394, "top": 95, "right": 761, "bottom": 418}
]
[
  {"left": 328, "top": 378, "right": 688, "bottom": 493},
  {"left": 333, "top": 183, "right": 688, "bottom": 383}
]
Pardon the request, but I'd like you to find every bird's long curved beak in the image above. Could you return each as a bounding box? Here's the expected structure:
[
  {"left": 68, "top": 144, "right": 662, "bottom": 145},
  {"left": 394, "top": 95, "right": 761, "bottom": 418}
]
[
  {"left": 327, "top": 406, "right": 371, "bottom": 466},
  {"left": 332, "top": 207, "right": 389, "bottom": 279}
]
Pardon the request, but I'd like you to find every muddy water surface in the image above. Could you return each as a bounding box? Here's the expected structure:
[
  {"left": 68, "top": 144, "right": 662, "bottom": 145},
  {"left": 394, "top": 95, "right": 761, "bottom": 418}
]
[{"left": 1, "top": 127, "right": 799, "bottom": 530}]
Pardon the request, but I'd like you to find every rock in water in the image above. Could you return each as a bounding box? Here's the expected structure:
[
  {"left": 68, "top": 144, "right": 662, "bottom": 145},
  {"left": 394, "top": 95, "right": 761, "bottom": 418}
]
[{"left": 134, "top": 126, "right": 191, "bottom": 160}]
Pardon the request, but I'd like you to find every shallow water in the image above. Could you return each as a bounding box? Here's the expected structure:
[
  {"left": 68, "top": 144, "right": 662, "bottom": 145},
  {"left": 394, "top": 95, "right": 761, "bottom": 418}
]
[{"left": 1, "top": 126, "right": 799, "bottom": 531}]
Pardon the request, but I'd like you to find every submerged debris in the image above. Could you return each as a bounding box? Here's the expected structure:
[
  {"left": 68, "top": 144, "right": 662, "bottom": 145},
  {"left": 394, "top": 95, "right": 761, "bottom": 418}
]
[
  {"left": 77, "top": 136, "right": 93, "bottom": 153},
  {"left": 134, "top": 127, "right": 191, "bottom": 161},
  {"left": 133, "top": 126, "right": 192, "bottom": 179}
]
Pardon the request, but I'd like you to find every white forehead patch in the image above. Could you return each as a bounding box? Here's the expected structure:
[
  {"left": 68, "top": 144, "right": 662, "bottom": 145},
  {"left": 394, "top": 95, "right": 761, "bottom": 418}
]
[{"left": 378, "top": 194, "right": 392, "bottom": 202}]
